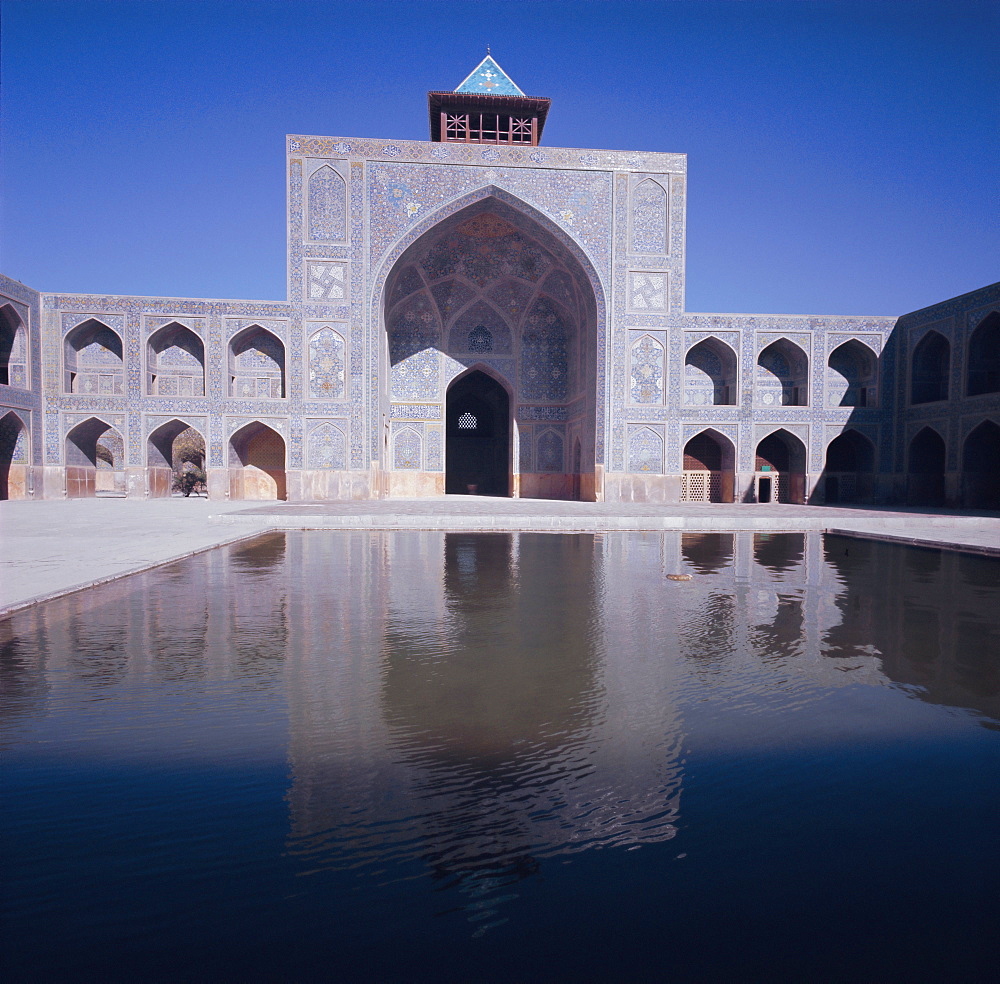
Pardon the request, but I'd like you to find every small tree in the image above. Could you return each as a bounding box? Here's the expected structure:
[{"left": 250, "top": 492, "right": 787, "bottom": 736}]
[
  {"left": 170, "top": 427, "right": 207, "bottom": 495},
  {"left": 173, "top": 462, "right": 207, "bottom": 497}
]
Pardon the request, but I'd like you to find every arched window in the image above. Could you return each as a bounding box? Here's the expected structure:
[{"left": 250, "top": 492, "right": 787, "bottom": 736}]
[
  {"left": 147, "top": 421, "right": 205, "bottom": 497},
  {"left": 910, "top": 331, "right": 950, "bottom": 404},
  {"left": 65, "top": 417, "right": 125, "bottom": 497},
  {"left": 824, "top": 430, "right": 876, "bottom": 503},
  {"left": 0, "top": 410, "right": 28, "bottom": 500}
]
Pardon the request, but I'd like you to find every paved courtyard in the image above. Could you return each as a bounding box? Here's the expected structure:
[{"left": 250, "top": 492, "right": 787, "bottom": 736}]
[{"left": 1, "top": 496, "right": 998, "bottom": 616}]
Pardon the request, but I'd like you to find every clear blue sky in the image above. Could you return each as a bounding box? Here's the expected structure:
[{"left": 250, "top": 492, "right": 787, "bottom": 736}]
[{"left": 2, "top": 0, "right": 997, "bottom": 315}]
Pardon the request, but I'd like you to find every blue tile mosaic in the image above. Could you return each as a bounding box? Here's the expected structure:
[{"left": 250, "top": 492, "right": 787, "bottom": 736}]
[{"left": 3, "top": 108, "right": 997, "bottom": 502}]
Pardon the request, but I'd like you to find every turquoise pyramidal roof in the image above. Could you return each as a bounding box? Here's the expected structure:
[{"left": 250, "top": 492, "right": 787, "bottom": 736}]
[{"left": 454, "top": 55, "right": 525, "bottom": 97}]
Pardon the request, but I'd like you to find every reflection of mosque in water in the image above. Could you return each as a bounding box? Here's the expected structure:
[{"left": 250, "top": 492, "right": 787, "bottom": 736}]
[
  {"left": 2, "top": 530, "right": 998, "bottom": 900},
  {"left": 279, "top": 531, "right": 1000, "bottom": 894},
  {"left": 284, "top": 532, "right": 685, "bottom": 908}
]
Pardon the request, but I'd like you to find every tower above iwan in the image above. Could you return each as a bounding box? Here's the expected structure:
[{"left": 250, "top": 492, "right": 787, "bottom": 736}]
[{"left": 428, "top": 54, "right": 551, "bottom": 145}]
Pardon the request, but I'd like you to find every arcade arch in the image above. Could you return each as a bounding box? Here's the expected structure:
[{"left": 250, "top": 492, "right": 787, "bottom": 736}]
[
  {"left": 906, "top": 427, "right": 946, "bottom": 507},
  {"left": 147, "top": 323, "right": 205, "bottom": 396},
  {"left": 827, "top": 339, "right": 877, "bottom": 407},
  {"left": 681, "top": 429, "right": 735, "bottom": 502},
  {"left": 380, "top": 194, "right": 602, "bottom": 500},
  {"left": 229, "top": 326, "right": 285, "bottom": 399},
  {"left": 823, "top": 429, "right": 875, "bottom": 503},
  {"left": 229, "top": 422, "right": 286, "bottom": 500},
  {"left": 910, "top": 331, "right": 949, "bottom": 404},
  {"left": 0, "top": 410, "right": 28, "bottom": 499},
  {"left": 962, "top": 420, "right": 1000, "bottom": 509},
  {"left": 65, "top": 417, "right": 124, "bottom": 497},
  {"left": 757, "top": 339, "right": 808, "bottom": 407},
  {"left": 64, "top": 319, "right": 124, "bottom": 395},
  {"left": 147, "top": 419, "right": 206, "bottom": 497},
  {"left": 685, "top": 338, "right": 737, "bottom": 406},
  {"left": 754, "top": 429, "right": 806, "bottom": 503},
  {"left": 966, "top": 312, "right": 1000, "bottom": 397},
  {"left": 0, "top": 304, "right": 27, "bottom": 388}
]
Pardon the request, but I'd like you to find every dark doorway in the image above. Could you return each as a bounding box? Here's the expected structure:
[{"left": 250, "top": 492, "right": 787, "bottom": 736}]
[
  {"left": 906, "top": 427, "right": 946, "bottom": 507},
  {"left": 446, "top": 371, "right": 510, "bottom": 496},
  {"left": 962, "top": 421, "right": 1000, "bottom": 509},
  {"left": 824, "top": 430, "right": 875, "bottom": 503}
]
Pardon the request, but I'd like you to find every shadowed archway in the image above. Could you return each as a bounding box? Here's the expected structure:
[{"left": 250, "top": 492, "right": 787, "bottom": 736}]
[
  {"left": 962, "top": 420, "right": 1000, "bottom": 509},
  {"left": 906, "top": 427, "right": 946, "bottom": 507},
  {"left": 755, "top": 429, "right": 806, "bottom": 503},
  {"left": 824, "top": 429, "right": 876, "bottom": 503},
  {"left": 380, "top": 191, "right": 603, "bottom": 501},
  {"left": 446, "top": 370, "right": 510, "bottom": 496}
]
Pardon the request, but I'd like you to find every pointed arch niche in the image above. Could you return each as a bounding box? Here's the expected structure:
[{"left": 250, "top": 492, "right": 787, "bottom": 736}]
[
  {"left": 910, "top": 331, "right": 949, "bottom": 404},
  {"left": 685, "top": 338, "right": 737, "bottom": 406},
  {"left": 755, "top": 429, "right": 806, "bottom": 504},
  {"left": 64, "top": 319, "right": 124, "bottom": 395},
  {"left": 631, "top": 178, "right": 668, "bottom": 254},
  {"left": 0, "top": 304, "right": 28, "bottom": 389},
  {"left": 823, "top": 429, "right": 875, "bottom": 503},
  {"left": 65, "top": 417, "right": 125, "bottom": 498},
  {"left": 147, "top": 419, "right": 206, "bottom": 497},
  {"left": 307, "top": 164, "right": 347, "bottom": 242},
  {"left": 966, "top": 313, "right": 1000, "bottom": 397},
  {"left": 682, "top": 430, "right": 735, "bottom": 502},
  {"left": 756, "top": 339, "right": 808, "bottom": 407},
  {"left": 229, "top": 326, "right": 285, "bottom": 399},
  {"left": 0, "top": 411, "right": 29, "bottom": 499},
  {"left": 961, "top": 420, "right": 1000, "bottom": 509},
  {"left": 827, "top": 339, "right": 877, "bottom": 407},
  {"left": 229, "top": 422, "right": 286, "bottom": 500},
  {"left": 380, "top": 193, "right": 603, "bottom": 500},
  {"left": 147, "top": 323, "right": 205, "bottom": 397},
  {"left": 907, "top": 427, "right": 946, "bottom": 506}
]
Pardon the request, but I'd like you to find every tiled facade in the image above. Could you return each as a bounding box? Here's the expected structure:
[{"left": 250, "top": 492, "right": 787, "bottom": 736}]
[{"left": 1, "top": 73, "right": 997, "bottom": 505}]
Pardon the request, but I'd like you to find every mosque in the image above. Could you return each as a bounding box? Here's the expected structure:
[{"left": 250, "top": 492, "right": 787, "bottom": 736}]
[{"left": 1, "top": 56, "right": 997, "bottom": 506}]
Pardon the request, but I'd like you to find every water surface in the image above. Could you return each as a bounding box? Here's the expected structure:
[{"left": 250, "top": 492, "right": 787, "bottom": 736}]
[{"left": 2, "top": 531, "right": 998, "bottom": 982}]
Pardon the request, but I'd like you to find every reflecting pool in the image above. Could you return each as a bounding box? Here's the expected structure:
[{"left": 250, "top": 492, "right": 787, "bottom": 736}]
[{"left": 2, "top": 532, "right": 999, "bottom": 982}]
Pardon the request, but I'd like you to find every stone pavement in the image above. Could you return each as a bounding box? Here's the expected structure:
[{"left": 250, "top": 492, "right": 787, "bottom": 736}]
[{"left": 2, "top": 496, "right": 998, "bottom": 617}]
